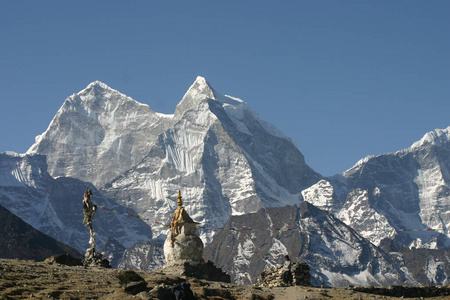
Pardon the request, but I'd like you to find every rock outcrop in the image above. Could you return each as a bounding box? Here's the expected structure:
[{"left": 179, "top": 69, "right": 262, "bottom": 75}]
[{"left": 258, "top": 262, "right": 311, "bottom": 287}]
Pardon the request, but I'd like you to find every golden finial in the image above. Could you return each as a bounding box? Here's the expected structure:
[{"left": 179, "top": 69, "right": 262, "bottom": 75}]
[{"left": 177, "top": 190, "right": 183, "bottom": 206}]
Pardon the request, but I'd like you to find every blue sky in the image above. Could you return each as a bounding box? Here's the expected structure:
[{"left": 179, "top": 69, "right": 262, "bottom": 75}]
[{"left": 1, "top": 1, "right": 449, "bottom": 176}]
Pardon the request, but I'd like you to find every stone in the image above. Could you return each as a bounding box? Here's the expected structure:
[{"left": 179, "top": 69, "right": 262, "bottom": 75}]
[
  {"left": 122, "top": 281, "right": 148, "bottom": 295},
  {"left": 82, "top": 251, "right": 111, "bottom": 268},
  {"left": 258, "top": 262, "right": 311, "bottom": 287},
  {"left": 44, "top": 253, "right": 82, "bottom": 266}
]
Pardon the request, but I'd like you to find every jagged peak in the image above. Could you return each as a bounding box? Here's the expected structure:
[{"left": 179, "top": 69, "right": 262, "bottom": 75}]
[
  {"left": 343, "top": 126, "right": 450, "bottom": 177},
  {"left": 65, "top": 81, "right": 151, "bottom": 112},
  {"left": 193, "top": 76, "right": 211, "bottom": 89},
  {"left": 79, "top": 80, "right": 124, "bottom": 97},
  {"left": 184, "top": 76, "right": 217, "bottom": 100},
  {"left": 411, "top": 126, "right": 450, "bottom": 149},
  {"left": 85, "top": 80, "right": 111, "bottom": 90},
  {"left": 174, "top": 76, "right": 218, "bottom": 118},
  {"left": 343, "top": 155, "right": 376, "bottom": 176}
]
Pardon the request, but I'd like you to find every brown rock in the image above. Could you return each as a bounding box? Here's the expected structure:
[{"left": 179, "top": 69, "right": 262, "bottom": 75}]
[{"left": 44, "top": 253, "right": 82, "bottom": 266}]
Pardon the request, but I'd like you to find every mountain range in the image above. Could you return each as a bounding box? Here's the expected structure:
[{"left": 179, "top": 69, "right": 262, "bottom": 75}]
[
  {"left": 25, "top": 77, "right": 321, "bottom": 243},
  {"left": 0, "top": 152, "right": 151, "bottom": 261},
  {"left": 1, "top": 77, "right": 449, "bottom": 286},
  {"left": 302, "top": 127, "right": 450, "bottom": 249},
  {"left": 204, "top": 202, "right": 450, "bottom": 286}
]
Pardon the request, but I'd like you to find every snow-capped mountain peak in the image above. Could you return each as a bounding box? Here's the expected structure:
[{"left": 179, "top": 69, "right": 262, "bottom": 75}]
[
  {"left": 26, "top": 81, "right": 170, "bottom": 186},
  {"left": 190, "top": 75, "right": 215, "bottom": 97},
  {"left": 344, "top": 127, "right": 450, "bottom": 178},
  {"left": 24, "top": 76, "right": 321, "bottom": 244},
  {"left": 312, "top": 126, "right": 450, "bottom": 251},
  {"left": 85, "top": 80, "right": 112, "bottom": 90},
  {"left": 174, "top": 76, "right": 217, "bottom": 119},
  {"left": 74, "top": 80, "right": 151, "bottom": 112},
  {"left": 411, "top": 126, "right": 450, "bottom": 149}
]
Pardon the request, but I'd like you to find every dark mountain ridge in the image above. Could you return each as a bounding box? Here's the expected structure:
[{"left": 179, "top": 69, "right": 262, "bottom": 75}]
[{"left": 0, "top": 204, "right": 80, "bottom": 260}]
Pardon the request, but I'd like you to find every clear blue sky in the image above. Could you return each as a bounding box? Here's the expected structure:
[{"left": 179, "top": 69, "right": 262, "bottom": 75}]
[{"left": 1, "top": 1, "right": 449, "bottom": 176}]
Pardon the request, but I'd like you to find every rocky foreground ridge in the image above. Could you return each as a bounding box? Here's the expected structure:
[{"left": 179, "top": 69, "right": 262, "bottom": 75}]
[{"left": 1, "top": 258, "right": 450, "bottom": 300}]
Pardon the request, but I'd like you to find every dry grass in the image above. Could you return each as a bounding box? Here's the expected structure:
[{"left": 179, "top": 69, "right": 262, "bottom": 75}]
[{"left": 0, "top": 259, "right": 448, "bottom": 300}]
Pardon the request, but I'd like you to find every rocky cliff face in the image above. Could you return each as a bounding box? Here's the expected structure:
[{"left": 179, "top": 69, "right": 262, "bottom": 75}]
[
  {"left": 302, "top": 127, "right": 450, "bottom": 249},
  {"left": 118, "top": 240, "right": 165, "bottom": 271},
  {"left": 204, "top": 202, "right": 411, "bottom": 287}
]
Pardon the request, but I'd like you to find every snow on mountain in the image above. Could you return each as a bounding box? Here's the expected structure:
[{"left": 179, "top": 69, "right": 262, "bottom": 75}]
[
  {"left": 301, "top": 179, "right": 338, "bottom": 212},
  {"left": 174, "top": 76, "right": 216, "bottom": 120},
  {"left": 118, "top": 240, "right": 166, "bottom": 271},
  {"left": 27, "top": 80, "right": 174, "bottom": 187},
  {"left": 411, "top": 126, "right": 450, "bottom": 149},
  {"left": 304, "top": 126, "right": 450, "bottom": 249},
  {"left": 27, "top": 77, "right": 321, "bottom": 245},
  {"left": 7, "top": 77, "right": 449, "bottom": 285},
  {"left": 0, "top": 152, "right": 152, "bottom": 266}
]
